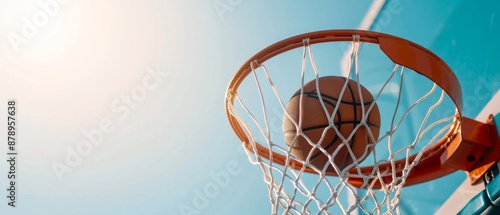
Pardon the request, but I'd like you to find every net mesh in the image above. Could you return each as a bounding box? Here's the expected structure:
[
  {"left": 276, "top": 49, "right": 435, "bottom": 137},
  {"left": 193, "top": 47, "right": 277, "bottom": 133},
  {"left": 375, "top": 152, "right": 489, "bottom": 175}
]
[{"left": 227, "top": 35, "right": 458, "bottom": 215}]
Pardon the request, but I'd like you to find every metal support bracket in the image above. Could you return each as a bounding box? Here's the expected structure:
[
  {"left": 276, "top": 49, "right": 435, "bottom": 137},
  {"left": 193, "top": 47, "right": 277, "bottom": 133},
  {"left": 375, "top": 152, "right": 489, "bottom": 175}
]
[{"left": 441, "top": 115, "right": 500, "bottom": 184}]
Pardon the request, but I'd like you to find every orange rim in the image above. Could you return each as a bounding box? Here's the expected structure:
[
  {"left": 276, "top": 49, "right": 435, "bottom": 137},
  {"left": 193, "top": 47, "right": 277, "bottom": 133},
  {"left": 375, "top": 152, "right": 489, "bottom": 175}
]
[{"left": 225, "top": 30, "right": 463, "bottom": 188}]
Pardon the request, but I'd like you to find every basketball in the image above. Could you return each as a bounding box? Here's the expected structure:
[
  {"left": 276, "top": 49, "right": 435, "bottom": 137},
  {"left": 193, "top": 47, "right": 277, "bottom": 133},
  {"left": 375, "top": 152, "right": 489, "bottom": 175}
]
[{"left": 282, "top": 76, "right": 380, "bottom": 171}]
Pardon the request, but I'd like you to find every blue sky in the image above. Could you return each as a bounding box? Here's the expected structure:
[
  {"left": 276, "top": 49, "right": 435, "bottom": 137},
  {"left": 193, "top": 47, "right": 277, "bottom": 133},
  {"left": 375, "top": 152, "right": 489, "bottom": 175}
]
[{"left": 0, "top": 0, "right": 499, "bottom": 214}]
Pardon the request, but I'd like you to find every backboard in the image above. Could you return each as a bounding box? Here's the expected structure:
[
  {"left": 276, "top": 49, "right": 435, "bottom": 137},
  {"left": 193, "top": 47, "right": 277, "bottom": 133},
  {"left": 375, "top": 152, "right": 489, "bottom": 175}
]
[
  {"left": 424, "top": 0, "right": 500, "bottom": 213},
  {"left": 352, "top": 0, "right": 500, "bottom": 213},
  {"left": 360, "top": 0, "right": 500, "bottom": 213}
]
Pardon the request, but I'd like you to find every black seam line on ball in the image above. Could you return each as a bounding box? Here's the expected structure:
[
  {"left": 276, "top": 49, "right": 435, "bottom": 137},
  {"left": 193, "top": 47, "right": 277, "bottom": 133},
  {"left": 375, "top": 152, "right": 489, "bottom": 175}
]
[
  {"left": 291, "top": 90, "right": 375, "bottom": 106},
  {"left": 344, "top": 82, "right": 357, "bottom": 169},
  {"left": 309, "top": 92, "right": 343, "bottom": 161},
  {"left": 302, "top": 124, "right": 330, "bottom": 132},
  {"left": 301, "top": 121, "right": 380, "bottom": 131},
  {"left": 310, "top": 134, "right": 340, "bottom": 160}
]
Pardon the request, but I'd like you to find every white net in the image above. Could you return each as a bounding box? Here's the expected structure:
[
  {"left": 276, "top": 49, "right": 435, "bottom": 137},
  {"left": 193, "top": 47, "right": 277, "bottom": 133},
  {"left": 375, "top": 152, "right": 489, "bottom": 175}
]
[{"left": 226, "top": 35, "right": 458, "bottom": 215}]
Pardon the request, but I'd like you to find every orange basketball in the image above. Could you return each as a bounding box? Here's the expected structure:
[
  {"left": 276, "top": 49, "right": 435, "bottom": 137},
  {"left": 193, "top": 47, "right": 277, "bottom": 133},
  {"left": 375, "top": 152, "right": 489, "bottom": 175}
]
[{"left": 282, "top": 76, "right": 380, "bottom": 171}]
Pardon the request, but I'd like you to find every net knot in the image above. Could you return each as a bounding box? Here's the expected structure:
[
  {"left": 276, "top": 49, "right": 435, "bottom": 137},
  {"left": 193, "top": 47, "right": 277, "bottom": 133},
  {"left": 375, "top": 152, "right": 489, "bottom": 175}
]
[
  {"left": 250, "top": 60, "right": 261, "bottom": 70},
  {"left": 302, "top": 38, "right": 310, "bottom": 47},
  {"left": 386, "top": 130, "right": 395, "bottom": 136},
  {"left": 352, "top": 34, "right": 361, "bottom": 42}
]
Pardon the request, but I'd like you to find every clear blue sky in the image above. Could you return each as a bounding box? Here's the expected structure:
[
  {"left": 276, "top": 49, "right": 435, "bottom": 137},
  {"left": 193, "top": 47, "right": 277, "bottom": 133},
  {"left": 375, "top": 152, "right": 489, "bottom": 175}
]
[{"left": 0, "top": 0, "right": 499, "bottom": 214}]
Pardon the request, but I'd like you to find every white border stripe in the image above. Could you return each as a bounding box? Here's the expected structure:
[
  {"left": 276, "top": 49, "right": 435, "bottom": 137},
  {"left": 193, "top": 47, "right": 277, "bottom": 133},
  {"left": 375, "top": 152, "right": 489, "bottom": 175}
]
[{"left": 341, "top": 0, "right": 386, "bottom": 77}]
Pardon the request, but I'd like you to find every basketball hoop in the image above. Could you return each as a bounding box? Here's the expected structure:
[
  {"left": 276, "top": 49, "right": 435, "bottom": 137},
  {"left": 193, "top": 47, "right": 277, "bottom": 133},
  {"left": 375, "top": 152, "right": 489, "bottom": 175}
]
[{"left": 225, "top": 30, "right": 500, "bottom": 214}]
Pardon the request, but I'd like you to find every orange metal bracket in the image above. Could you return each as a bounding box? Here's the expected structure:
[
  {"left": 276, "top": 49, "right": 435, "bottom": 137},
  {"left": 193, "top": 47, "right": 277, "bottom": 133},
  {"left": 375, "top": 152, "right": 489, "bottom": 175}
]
[{"left": 441, "top": 115, "right": 500, "bottom": 184}]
